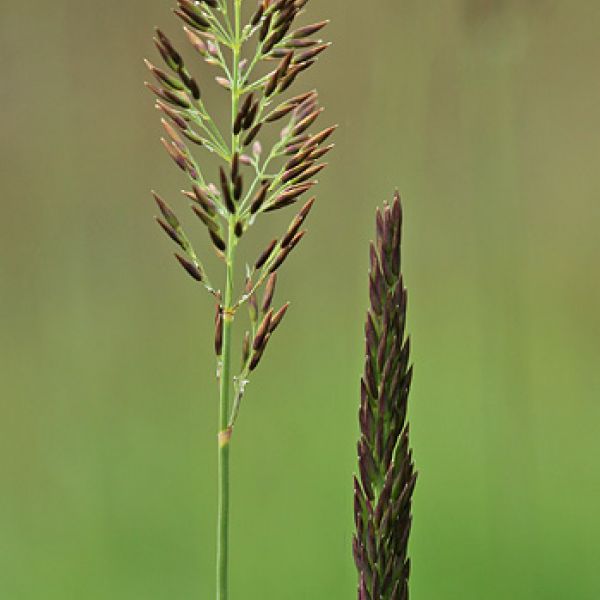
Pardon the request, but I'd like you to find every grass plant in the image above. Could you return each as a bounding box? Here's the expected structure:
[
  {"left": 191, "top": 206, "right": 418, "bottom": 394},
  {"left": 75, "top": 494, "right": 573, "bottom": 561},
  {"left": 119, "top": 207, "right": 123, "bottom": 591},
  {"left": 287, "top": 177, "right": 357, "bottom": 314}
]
[{"left": 144, "top": 1, "right": 333, "bottom": 598}]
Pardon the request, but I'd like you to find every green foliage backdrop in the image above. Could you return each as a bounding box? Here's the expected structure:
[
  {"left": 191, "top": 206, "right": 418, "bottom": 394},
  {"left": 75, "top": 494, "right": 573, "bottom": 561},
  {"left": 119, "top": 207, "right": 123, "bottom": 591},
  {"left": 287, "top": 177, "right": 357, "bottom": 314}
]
[{"left": 1, "top": 1, "right": 599, "bottom": 598}]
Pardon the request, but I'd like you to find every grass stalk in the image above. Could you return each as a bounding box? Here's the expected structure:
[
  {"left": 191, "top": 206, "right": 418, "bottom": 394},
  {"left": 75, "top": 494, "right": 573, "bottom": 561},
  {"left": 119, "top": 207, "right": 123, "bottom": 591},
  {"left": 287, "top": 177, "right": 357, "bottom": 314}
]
[
  {"left": 145, "top": 1, "right": 335, "bottom": 596},
  {"left": 217, "top": 221, "right": 236, "bottom": 600},
  {"left": 217, "top": 1, "right": 241, "bottom": 592}
]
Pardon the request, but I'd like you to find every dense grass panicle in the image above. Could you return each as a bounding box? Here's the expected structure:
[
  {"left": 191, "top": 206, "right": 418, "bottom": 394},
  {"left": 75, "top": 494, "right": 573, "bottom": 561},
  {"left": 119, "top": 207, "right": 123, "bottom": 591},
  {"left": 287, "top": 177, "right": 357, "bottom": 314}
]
[{"left": 354, "top": 192, "right": 416, "bottom": 600}]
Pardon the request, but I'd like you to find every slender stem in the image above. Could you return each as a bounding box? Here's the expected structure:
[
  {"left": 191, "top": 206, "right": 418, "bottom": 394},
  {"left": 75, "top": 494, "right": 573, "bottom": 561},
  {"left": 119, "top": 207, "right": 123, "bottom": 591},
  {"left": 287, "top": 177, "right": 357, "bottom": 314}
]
[
  {"left": 217, "top": 4, "right": 243, "bottom": 599},
  {"left": 217, "top": 221, "right": 236, "bottom": 600}
]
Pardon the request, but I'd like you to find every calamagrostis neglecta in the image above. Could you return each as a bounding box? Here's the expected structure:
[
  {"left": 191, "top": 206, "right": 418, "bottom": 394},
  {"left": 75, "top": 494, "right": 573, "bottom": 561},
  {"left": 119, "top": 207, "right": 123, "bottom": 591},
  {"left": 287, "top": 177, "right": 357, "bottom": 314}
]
[
  {"left": 354, "top": 192, "right": 417, "bottom": 600},
  {"left": 144, "top": 1, "right": 334, "bottom": 598}
]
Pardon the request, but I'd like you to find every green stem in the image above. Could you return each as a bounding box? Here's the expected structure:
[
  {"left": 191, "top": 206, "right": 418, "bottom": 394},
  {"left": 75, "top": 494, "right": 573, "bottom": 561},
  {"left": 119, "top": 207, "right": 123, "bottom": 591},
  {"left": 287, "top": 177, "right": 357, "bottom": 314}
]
[
  {"left": 217, "top": 221, "right": 236, "bottom": 600},
  {"left": 217, "top": 5, "right": 242, "bottom": 599}
]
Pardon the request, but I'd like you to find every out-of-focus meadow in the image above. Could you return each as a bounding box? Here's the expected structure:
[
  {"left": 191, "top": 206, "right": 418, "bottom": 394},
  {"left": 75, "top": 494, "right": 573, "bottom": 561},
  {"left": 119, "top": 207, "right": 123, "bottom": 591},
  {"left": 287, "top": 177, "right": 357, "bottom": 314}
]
[{"left": 1, "top": 1, "right": 599, "bottom": 598}]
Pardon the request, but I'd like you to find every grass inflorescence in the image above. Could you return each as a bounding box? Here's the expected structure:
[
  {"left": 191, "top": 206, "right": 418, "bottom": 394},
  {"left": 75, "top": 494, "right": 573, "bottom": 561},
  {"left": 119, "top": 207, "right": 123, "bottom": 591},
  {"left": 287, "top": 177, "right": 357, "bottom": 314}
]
[
  {"left": 145, "top": 1, "right": 334, "bottom": 598},
  {"left": 354, "top": 192, "right": 417, "bottom": 600}
]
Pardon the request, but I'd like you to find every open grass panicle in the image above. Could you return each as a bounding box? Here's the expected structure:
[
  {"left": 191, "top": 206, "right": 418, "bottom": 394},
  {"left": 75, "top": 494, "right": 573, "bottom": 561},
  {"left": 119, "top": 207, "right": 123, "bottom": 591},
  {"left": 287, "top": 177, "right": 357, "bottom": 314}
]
[
  {"left": 145, "top": 1, "right": 334, "bottom": 598},
  {"left": 354, "top": 192, "right": 416, "bottom": 600}
]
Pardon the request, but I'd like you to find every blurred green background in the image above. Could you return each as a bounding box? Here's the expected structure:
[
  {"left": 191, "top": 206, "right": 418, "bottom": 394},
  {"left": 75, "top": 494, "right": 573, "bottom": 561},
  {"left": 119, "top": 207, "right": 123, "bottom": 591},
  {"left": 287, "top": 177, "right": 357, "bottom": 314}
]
[{"left": 1, "top": 1, "right": 599, "bottom": 598}]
